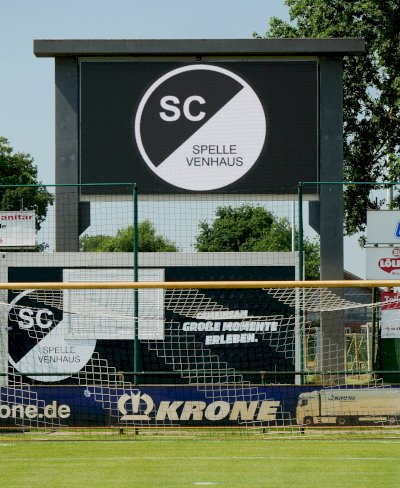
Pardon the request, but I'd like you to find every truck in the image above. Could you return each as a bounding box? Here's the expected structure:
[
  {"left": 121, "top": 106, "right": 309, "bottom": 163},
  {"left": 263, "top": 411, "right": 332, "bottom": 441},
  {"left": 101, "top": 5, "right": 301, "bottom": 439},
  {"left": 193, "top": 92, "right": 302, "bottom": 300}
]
[{"left": 296, "top": 388, "right": 400, "bottom": 426}]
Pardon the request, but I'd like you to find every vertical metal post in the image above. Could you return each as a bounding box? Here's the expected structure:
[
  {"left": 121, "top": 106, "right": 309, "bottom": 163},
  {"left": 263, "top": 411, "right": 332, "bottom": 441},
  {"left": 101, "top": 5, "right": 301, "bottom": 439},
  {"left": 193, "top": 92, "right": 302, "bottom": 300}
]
[
  {"left": 297, "top": 183, "right": 304, "bottom": 280},
  {"left": 133, "top": 183, "right": 140, "bottom": 385},
  {"left": 354, "top": 334, "right": 359, "bottom": 371},
  {"left": 55, "top": 57, "right": 80, "bottom": 252},
  {"left": 387, "top": 182, "right": 394, "bottom": 208},
  {"left": 366, "top": 320, "right": 371, "bottom": 372},
  {"left": 291, "top": 201, "right": 296, "bottom": 252},
  {"left": 297, "top": 183, "right": 304, "bottom": 384},
  {"left": 371, "top": 286, "right": 376, "bottom": 372}
]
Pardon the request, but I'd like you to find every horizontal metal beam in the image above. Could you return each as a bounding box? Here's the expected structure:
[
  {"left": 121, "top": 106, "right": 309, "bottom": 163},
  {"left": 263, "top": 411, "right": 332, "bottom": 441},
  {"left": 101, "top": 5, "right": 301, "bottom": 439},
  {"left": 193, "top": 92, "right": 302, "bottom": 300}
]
[
  {"left": 34, "top": 38, "right": 365, "bottom": 58},
  {"left": 0, "top": 280, "right": 396, "bottom": 289}
]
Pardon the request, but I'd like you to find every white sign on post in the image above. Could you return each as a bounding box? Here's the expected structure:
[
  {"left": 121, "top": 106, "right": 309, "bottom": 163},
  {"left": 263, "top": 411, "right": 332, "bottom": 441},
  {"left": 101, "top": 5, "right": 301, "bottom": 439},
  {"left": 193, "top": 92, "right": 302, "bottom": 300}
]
[
  {"left": 0, "top": 211, "right": 36, "bottom": 247},
  {"left": 366, "top": 247, "right": 400, "bottom": 279},
  {"left": 367, "top": 210, "right": 400, "bottom": 245},
  {"left": 380, "top": 292, "right": 400, "bottom": 338}
]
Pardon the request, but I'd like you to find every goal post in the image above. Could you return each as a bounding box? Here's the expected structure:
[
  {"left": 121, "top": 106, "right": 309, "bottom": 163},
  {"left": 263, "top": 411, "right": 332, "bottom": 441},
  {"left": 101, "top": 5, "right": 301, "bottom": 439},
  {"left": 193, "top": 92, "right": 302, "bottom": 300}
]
[{"left": 1, "top": 279, "right": 400, "bottom": 438}]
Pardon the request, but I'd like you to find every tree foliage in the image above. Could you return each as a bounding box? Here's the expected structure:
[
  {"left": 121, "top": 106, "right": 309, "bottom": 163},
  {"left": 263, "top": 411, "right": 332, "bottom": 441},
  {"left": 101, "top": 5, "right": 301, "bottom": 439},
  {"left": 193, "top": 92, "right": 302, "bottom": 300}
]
[
  {"left": 80, "top": 219, "right": 178, "bottom": 252},
  {"left": 256, "top": 0, "right": 400, "bottom": 235},
  {"left": 0, "top": 137, "right": 53, "bottom": 231},
  {"left": 195, "top": 204, "right": 320, "bottom": 279}
]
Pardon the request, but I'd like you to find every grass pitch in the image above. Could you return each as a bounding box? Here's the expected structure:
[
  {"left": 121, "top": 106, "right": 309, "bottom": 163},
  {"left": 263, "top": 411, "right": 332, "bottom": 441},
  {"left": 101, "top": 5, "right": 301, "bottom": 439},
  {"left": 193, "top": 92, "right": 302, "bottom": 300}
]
[{"left": 1, "top": 437, "right": 400, "bottom": 487}]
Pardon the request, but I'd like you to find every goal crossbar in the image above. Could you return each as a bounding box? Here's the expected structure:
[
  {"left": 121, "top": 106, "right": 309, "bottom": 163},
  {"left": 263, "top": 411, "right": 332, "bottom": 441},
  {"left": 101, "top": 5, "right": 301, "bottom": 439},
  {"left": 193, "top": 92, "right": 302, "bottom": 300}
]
[{"left": 0, "top": 280, "right": 399, "bottom": 290}]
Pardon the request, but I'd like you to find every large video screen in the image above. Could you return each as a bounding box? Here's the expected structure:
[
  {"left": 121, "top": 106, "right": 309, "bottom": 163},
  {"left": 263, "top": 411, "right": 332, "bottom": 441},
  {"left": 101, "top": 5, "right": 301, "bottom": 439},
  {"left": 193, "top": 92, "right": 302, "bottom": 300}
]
[{"left": 80, "top": 61, "right": 318, "bottom": 194}]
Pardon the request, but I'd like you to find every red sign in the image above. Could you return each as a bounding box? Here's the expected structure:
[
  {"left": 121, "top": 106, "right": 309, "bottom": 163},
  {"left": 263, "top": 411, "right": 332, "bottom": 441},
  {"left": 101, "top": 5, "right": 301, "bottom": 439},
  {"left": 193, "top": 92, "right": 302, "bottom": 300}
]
[
  {"left": 381, "top": 292, "right": 400, "bottom": 310},
  {"left": 378, "top": 254, "right": 400, "bottom": 274}
]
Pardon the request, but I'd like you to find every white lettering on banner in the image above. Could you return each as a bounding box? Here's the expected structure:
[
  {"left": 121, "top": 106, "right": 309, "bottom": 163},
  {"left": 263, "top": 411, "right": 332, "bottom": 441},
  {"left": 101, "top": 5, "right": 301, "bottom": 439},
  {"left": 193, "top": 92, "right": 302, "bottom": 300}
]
[
  {"left": 156, "top": 401, "right": 184, "bottom": 421},
  {"left": 137, "top": 395, "right": 281, "bottom": 422},
  {"left": 196, "top": 310, "right": 248, "bottom": 319},
  {"left": 0, "top": 401, "right": 70, "bottom": 419},
  {"left": 17, "top": 308, "right": 54, "bottom": 329},
  {"left": 222, "top": 321, "right": 278, "bottom": 332},
  {"left": 183, "top": 321, "right": 278, "bottom": 333},
  {"left": 230, "top": 401, "right": 281, "bottom": 422},
  {"left": 380, "top": 258, "right": 400, "bottom": 268},
  {"left": 230, "top": 401, "right": 258, "bottom": 421},
  {"left": 205, "top": 333, "right": 258, "bottom": 345},
  {"left": 182, "top": 317, "right": 279, "bottom": 345},
  {"left": 183, "top": 321, "right": 221, "bottom": 332},
  {"left": 257, "top": 401, "right": 280, "bottom": 421},
  {"left": 180, "top": 401, "right": 207, "bottom": 421},
  {"left": 204, "top": 401, "right": 231, "bottom": 421}
]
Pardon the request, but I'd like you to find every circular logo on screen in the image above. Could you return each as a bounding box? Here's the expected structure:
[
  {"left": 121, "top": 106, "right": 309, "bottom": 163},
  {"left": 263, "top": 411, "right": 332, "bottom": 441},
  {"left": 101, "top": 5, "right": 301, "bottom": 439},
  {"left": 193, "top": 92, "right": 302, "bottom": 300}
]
[
  {"left": 134, "top": 64, "right": 267, "bottom": 191},
  {"left": 8, "top": 290, "right": 96, "bottom": 383}
]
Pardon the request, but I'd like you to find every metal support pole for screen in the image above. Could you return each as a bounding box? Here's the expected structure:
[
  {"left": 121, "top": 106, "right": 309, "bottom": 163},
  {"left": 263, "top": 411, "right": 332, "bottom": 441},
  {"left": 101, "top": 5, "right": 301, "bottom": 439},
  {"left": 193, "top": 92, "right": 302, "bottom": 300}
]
[
  {"left": 133, "top": 183, "right": 140, "bottom": 385},
  {"left": 297, "top": 183, "right": 305, "bottom": 384}
]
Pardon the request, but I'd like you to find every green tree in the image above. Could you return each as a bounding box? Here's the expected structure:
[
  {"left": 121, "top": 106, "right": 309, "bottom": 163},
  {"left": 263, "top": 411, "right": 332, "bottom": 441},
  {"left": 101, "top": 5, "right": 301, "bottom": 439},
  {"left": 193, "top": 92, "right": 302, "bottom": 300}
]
[
  {"left": 80, "top": 219, "right": 179, "bottom": 252},
  {"left": 0, "top": 137, "right": 53, "bottom": 231},
  {"left": 195, "top": 204, "right": 320, "bottom": 279},
  {"left": 255, "top": 1, "right": 400, "bottom": 235}
]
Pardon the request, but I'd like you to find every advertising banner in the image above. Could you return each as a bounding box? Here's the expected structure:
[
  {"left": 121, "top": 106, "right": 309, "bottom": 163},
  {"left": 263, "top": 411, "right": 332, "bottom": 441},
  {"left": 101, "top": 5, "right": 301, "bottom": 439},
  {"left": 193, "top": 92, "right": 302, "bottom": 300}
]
[
  {"left": 0, "top": 385, "right": 294, "bottom": 428},
  {"left": 0, "top": 211, "right": 35, "bottom": 247},
  {"left": 367, "top": 210, "right": 400, "bottom": 245},
  {"left": 366, "top": 247, "right": 400, "bottom": 279},
  {"left": 7, "top": 264, "right": 296, "bottom": 386},
  {"left": 380, "top": 292, "right": 400, "bottom": 339},
  {"left": 1, "top": 385, "right": 400, "bottom": 428},
  {"left": 8, "top": 268, "right": 164, "bottom": 382}
]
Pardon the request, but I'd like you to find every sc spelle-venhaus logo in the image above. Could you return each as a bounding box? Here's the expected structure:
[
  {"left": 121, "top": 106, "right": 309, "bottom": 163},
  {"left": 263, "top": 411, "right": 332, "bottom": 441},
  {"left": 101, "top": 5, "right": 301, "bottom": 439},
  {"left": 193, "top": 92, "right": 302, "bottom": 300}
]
[
  {"left": 134, "top": 64, "right": 267, "bottom": 191},
  {"left": 8, "top": 290, "right": 96, "bottom": 382}
]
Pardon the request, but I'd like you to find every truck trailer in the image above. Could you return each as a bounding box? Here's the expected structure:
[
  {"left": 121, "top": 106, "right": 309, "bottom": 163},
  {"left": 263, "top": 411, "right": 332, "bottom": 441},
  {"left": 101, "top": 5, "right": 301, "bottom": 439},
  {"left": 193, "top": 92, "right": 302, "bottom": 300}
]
[{"left": 296, "top": 388, "right": 400, "bottom": 426}]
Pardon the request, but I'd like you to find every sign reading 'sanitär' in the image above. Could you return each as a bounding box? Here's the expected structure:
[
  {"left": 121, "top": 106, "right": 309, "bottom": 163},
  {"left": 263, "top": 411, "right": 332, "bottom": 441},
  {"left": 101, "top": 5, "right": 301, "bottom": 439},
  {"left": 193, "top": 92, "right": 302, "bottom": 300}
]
[{"left": 80, "top": 61, "right": 318, "bottom": 194}]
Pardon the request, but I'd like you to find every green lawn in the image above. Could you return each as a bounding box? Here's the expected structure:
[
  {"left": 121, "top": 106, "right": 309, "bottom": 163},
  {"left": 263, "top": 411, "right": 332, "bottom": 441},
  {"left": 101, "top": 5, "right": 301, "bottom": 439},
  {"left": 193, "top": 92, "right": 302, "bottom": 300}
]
[{"left": 1, "top": 438, "right": 399, "bottom": 487}]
